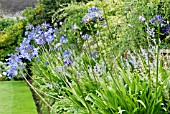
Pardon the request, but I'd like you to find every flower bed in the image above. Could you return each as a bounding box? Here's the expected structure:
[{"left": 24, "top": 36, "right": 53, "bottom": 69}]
[{"left": 1, "top": 0, "right": 170, "bottom": 113}]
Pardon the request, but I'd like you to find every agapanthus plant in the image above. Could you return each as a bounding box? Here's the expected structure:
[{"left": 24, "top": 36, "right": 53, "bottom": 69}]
[
  {"left": 6, "top": 23, "right": 57, "bottom": 78},
  {"left": 139, "top": 15, "right": 170, "bottom": 43}
]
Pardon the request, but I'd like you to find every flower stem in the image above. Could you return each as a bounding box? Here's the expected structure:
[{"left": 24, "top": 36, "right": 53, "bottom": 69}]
[{"left": 156, "top": 26, "right": 160, "bottom": 100}]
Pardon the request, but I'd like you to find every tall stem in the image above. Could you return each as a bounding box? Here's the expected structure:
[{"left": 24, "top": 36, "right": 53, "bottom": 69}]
[{"left": 156, "top": 26, "right": 160, "bottom": 100}]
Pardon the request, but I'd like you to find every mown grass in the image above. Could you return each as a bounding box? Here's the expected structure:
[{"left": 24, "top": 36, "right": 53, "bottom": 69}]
[{"left": 0, "top": 81, "right": 37, "bottom": 114}]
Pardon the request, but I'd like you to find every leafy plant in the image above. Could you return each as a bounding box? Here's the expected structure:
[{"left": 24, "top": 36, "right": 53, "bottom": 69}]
[
  {"left": 0, "top": 18, "right": 15, "bottom": 31},
  {"left": 0, "top": 19, "right": 27, "bottom": 61},
  {"left": 22, "top": 0, "right": 92, "bottom": 26}
]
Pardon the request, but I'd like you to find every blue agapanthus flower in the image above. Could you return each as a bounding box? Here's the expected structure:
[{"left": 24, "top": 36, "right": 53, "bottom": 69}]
[
  {"left": 63, "top": 58, "right": 73, "bottom": 66},
  {"left": 26, "top": 24, "right": 34, "bottom": 31},
  {"left": 102, "top": 24, "right": 108, "bottom": 28},
  {"left": 34, "top": 36, "right": 46, "bottom": 45},
  {"left": 150, "top": 15, "right": 166, "bottom": 26},
  {"left": 44, "top": 62, "right": 50, "bottom": 66},
  {"left": 6, "top": 67, "right": 18, "bottom": 78},
  {"left": 81, "top": 6, "right": 103, "bottom": 23},
  {"left": 6, "top": 53, "right": 23, "bottom": 69},
  {"left": 138, "top": 16, "right": 146, "bottom": 22},
  {"left": 18, "top": 44, "right": 39, "bottom": 61},
  {"left": 81, "top": 34, "right": 92, "bottom": 39},
  {"left": 6, "top": 53, "right": 24, "bottom": 78},
  {"left": 26, "top": 23, "right": 57, "bottom": 45},
  {"left": 162, "top": 24, "right": 170, "bottom": 34},
  {"left": 62, "top": 49, "right": 72, "bottom": 58},
  {"left": 45, "top": 35, "right": 55, "bottom": 43},
  {"left": 60, "top": 35, "right": 68, "bottom": 44},
  {"left": 41, "top": 23, "right": 51, "bottom": 29}
]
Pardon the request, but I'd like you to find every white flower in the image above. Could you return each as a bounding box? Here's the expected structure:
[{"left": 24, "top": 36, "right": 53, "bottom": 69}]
[{"left": 2, "top": 72, "right": 7, "bottom": 76}]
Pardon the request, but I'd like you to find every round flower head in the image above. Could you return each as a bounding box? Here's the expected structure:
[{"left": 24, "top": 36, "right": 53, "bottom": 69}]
[{"left": 150, "top": 15, "right": 166, "bottom": 26}]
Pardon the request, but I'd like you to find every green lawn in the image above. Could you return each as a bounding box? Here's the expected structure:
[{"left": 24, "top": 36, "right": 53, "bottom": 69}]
[{"left": 0, "top": 81, "right": 38, "bottom": 114}]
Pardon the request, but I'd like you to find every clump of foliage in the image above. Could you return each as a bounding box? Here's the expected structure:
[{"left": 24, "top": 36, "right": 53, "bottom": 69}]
[
  {"left": 0, "top": 19, "right": 27, "bottom": 61},
  {"left": 0, "top": 18, "right": 15, "bottom": 31},
  {"left": 121, "top": 0, "right": 170, "bottom": 49},
  {"left": 22, "top": 0, "right": 92, "bottom": 25}
]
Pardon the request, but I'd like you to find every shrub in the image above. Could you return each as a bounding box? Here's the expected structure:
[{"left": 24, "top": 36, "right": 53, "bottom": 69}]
[
  {"left": 22, "top": 0, "right": 92, "bottom": 25},
  {"left": 0, "top": 19, "right": 27, "bottom": 61},
  {"left": 0, "top": 18, "right": 15, "bottom": 31}
]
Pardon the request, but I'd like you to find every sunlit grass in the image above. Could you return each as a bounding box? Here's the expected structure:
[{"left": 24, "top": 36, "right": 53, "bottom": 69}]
[{"left": 0, "top": 81, "right": 37, "bottom": 114}]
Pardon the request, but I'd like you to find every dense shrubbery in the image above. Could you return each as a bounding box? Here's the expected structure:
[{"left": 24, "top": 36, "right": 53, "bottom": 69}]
[
  {"left": 0, "top": 18, "right": 15, "bottom": 31},
  {"left": 22, "top": 0, "right": 92, "bottom": 25},
  {"left": 0, "top": 19, "right": 27, "bottom": 61},
  {"left": 2, "top": 0, "right": 170, "bottom": 113}
]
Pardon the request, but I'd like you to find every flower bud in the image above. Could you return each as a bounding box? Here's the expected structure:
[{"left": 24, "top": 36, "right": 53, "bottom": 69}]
[{"left": 139, "top": 16, "right": 146, "bottom": 22}]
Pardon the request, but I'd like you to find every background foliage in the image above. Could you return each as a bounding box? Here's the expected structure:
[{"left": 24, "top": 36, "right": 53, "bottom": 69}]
[
  {"left": 22, "top": 0, "right": 92, "bottom": 25},
  {"left": 0, "top": 19, "right": 27, "bottom": 61}
]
